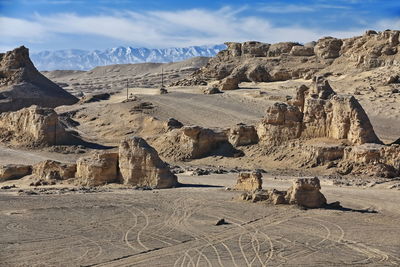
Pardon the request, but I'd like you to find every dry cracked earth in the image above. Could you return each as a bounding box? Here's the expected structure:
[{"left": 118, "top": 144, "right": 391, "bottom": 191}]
[{"left": 1, "top": 175, "right": 400, "bottom": 266}]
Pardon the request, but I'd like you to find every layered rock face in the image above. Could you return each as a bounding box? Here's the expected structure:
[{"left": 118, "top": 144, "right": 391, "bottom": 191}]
[
  {"left": 0, "top": 46, "right": 78, "bottom": 112},
  {"left": 119, "top": 137, "right": 177, "bottom": 188},
  {"left": 339, "top": 144, "right": 400, "bottom": 177},
  {"left": 0, "top": 164, "right": 32, "bottom": 181},
  {"left": 173, "top": 30, "right": 400, "bottom": 86},
  {"left": 234, "top": 172, "right": 263, "bottom": 191},
  {"left": 257, "top": 78, "right": 381, "bottom": 145},
  {"left": 0, "top": 105, "right": 75, "bottom": 146},
  {"left": 76, "top": 152, "right": 119, "bottom": 186}
]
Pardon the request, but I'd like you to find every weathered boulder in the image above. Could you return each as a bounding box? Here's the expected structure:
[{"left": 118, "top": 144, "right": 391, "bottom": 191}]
[
  {"left": 234, "top": 172, "right": 262, "bottom": 191},
  {"left": 290, "top": 46, "right": 315, "bottom": 56},
  {"left": 203, "top": 86, "right": 222, "bottom": 94},
  {"left": 241, "top": 41, "right": 270, "bottom": 57},
  {"left": 218, "top": 76, "right": 239, "bottom": 90},
  {"left": 159, "top": 88, "right": 168, "bottom": 94},
  {"left": 76, "top": 151, "right": 119, "bottom": 186},
  {"left": 154, "top": 126, "right": 229, "bottom": 160},
  {"left": 165, "top": 118, "right": 183, "bottom": 130},
  {"left": 228, "top": 124, "right": 258, "bottom": 146},
  {"left": 33, "top": 160, "right": 76, "bottom": 180},
  {"left": 0, "top": 164, "right": 32, "bottom": 181},
  {"left": 285, "top": 177, "right": 327, "bottom": 208},
  {"left": 0, "top": 105, "right": 76, "bottom": 146},
  {"left": 269, "top": 189, "right": 288, "bottom": 205},
  {"left": 119, "top": 137, "right": 177, "bottom": 188},
  {"left": 0, "top": 46, "right": 78, "bottom": 113},
  {"left": 268, "top": 42, "right": 300, "bottom": 57},
  {"left": 314, "top": 37, "right": 343, "bottom": 59}
]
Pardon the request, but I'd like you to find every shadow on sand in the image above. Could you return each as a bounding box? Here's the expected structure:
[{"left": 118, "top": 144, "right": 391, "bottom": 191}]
[
  {"left": 322, "top": 202, "right": 378, "bottom": 214},
  {"left": 176, "top": 183, "right": 224, "bottom": 188}
]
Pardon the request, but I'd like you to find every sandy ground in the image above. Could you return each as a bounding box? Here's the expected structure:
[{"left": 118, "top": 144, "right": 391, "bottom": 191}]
[
  {"left": 1, "top": 174, "right": 400, "bottom": 266},
  {"left": 1, "top": 65, "right": 399, "bottom": 266}
]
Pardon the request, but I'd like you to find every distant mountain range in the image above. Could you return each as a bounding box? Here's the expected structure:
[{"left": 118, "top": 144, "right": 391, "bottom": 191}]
[{"left": 31, "top": 45, "right": 226, "bottom": 71}]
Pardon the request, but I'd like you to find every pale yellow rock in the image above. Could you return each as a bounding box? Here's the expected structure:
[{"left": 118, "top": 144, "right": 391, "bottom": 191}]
[
  {"left": 0, "top": 105, "right": 72, "bottom": 146},
  {"left": 234, "top": 172, "right": 262, "bottom": 191},
  {"left": 218, "top": 76, "right": 239, "bottom": 90},
  {"left": 119, "top": 136, "right": 177, "bottom": 188},
  {"left": 33, "top": 160, "right": 76, "bottom": 180},
  {"left": 285, "top": 177, "right": 327, "bottom": 208},
  {"left": 76, "top": 151, "right": 119, "bottom": 186}
]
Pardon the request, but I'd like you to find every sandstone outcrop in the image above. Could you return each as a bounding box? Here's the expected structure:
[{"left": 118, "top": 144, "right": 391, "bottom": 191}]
[
  {"left": 285, "top": 177, "right": 327, "bottom": 208},
  {"left": 155, "top": 126, "right": 230, "bottom": 160},
  {"left": 119, "top": 136, "right": 177, "bottom": 188},
  {"left": 76, "top": 151, "right": 119, "bottom": 186},
  {"left": 0, "top": 105, "right": 77, "bottom": 146},
  {"left": 239, "top": 177, "right": 327, "bottom": 208},
  {"left": 339, "top": 143, "right": 400, "bottom": 177},
  {"left": 0, "top": 46, "right": 78, "bottom": 112},
  {"left": 228, "top": 124, "right": 259, "bottom": 146},
  {"left": 0, "top": 164, "right": 32, "bottom": 181},
  {"left": 33, "top": 160, "right": 76, "bottom": 181},
  {"left": 257, "top": 78, "right": 381, "bottom": 145},
  {"left": 257, "top": 102, "right": 303, "bottom": 145},
  {"left": 174, "top": 30, "right": 400, "bottom": 86},
  {"left": 234, "top": 172, "right": 262, "bottom": 191}
]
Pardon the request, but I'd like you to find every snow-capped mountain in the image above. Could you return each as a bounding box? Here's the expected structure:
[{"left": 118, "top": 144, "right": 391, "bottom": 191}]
[{"left": 31, "top": 45, "right": 226, "bottom": 71}]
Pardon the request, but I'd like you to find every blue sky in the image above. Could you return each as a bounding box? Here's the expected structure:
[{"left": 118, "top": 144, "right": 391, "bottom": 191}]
[{"left": 0, "top": 0, "right": 399, "bottom": 52}]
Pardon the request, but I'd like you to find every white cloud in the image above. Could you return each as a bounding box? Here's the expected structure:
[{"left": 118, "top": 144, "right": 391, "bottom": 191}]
[
  {"left": 258, "top": 3, "right": 350, "bottom": 13},
  {"left": 0, "top": 17, "right": 46, "bottom": 39},
  {"left": 0, "top": 6, "right": 385, "bottom": 50}
]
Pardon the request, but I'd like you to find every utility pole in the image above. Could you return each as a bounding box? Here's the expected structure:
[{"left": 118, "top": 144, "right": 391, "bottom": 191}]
[
  {"left": 126, "top": 78, "right": 129, "bottom": 100},
  {"left": 161, "top": 67, "right": 164, "bottom": 88}
]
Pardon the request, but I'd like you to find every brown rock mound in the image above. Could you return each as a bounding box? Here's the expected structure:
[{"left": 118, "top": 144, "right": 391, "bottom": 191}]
[
  {"left": 76, "top": 151, "right": 119, "bottom": 186},
  {"left": 0, "top": 46, "right": 78, "bottom": 112},
  {"left": 285, "top": 177, "right": 327, "bottom": 208},
  {"left": 0, "top": 164, "right": 32, "bottom": 181},
  {"left": 234, "top": 172, "right": 262, "bottom": 191},
  {"left": 154, "top": 126, "right": 230, "bottom": 160},
  {"left": 33, "top": 160, "right": 76, "bottom": 181},
  {"left": 119, "top": 136, "right": 177, "bottom": 188},
  {"left": 0, "top": 105, "right": 78, "bottom": 147}
]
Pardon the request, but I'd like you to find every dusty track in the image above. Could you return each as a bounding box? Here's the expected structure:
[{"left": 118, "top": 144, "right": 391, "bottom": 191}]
[{"left": 1, "top": 174, "right": 399, "bottom": 266}]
